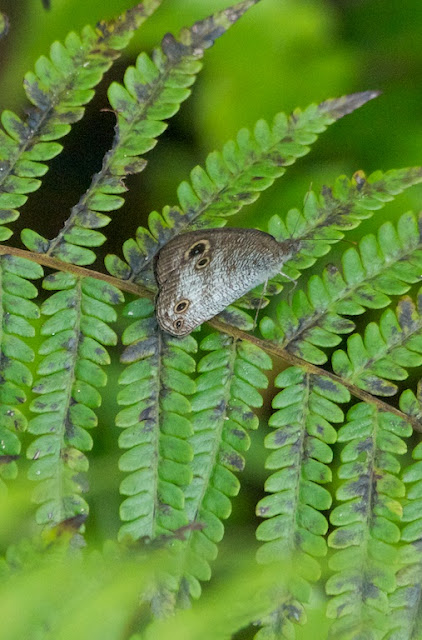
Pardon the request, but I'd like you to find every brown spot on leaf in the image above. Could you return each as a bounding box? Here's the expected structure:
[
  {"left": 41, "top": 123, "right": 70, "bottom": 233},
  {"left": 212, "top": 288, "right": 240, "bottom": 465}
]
[{"left": 0, "top": 454, "right": 19, "bottom": 464}]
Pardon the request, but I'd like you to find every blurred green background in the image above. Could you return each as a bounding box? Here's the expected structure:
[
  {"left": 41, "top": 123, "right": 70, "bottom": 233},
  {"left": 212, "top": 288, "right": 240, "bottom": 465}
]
[{"left": 0, "top": 1, "right": 421, "bottom": 636}]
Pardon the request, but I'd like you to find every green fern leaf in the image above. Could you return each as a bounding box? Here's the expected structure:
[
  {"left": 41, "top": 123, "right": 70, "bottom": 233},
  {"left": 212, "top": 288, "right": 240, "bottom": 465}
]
[
  {"left": 27, "top": 274, "right": 123, "bottom": 525},
  {"left": 110, "top": 91, "right": 378, "bottom": 285},
  {"left": 332, "top": 290, "right": 422, "bottom": 396},
  {"left": 1, "top": 1, "right": 159, "bottom": 243},
  {"left": 0, "top": 256, "right": 43, "bottom": 489},
  {"left": 257, "top": 168, "right": 422, "bottom": 331},
  {"left": 386, "top": 386, "right": 422, "bottom": 638},
  {"left": 327, "top": 403, "right": 412, "bottom": 638},
  {"left": 32, "top": 0, "right": 257, "bottom": 266},
  {"left": 255, "top": 366, "right": 349, "bottom": 638},
  {"left": 261, "top": 209, "right": 422, "bottom": 364},
  {"left": 173, "top": 334, "right": 272, "bottom": 602},
  {"left": 117, "top": 297, "right": 196, "bottom": 542}
]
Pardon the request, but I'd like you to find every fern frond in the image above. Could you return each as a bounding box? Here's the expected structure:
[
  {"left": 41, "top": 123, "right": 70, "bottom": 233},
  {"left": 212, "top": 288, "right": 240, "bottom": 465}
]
[
  {"left": 332, "top": 289, "right": 422, "bottom": 396},
  {"left": 387, "top": 386, "right": 422, "bottom": 637},
  {"left": 261, "top": 210, "right": 422, "bottom": 364},
  {"left": 255, "top": 366, "right": 349, "bottom": 638},
  {"left": 175, "top": 334, "right": 272, "bottom": 602},
  {"left": 0, "top": 1, "right": 159, "bottom": 242},
  {"left": 117, "top": 298, "right": 196, "bottom": 542},
  {"left": 109, "top": 91, "right": 378, "bottom": 284},
  {"left": 250, "top": 168, "right": 422, "bottom": 317},
  {"left": 327, "top": 403, "right": 412, "bottom": 638},
  {"left": 28, "top": 1, "right": 256, "bottom": 266},
  {"left": 269, "top": 168, "right": 422, "bottom": 266},
  {"left": 0, "top": 256, "right": 43, "bottom": 489},
  {"left": 27, "top": 274, "right": 123, "bottom": 525}
]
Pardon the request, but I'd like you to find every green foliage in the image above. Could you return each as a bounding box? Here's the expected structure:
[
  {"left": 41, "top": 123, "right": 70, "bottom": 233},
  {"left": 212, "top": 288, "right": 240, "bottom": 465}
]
[
  {"left": 1, "top": 1, "right": 159, "bottom": 243},
  {"left": 260, "top": 206, "right": 422, "bottom": 364},
  {"left": 181, "top": 334, "right": 272, "bottom": 600},
  {"left": 0, "top": 255, "right": 43, "bottom": 489},
  {"left": 255, "top": 367, "right": 349, "bottom": 638},
  {"left": 28, "top": 273, "right": 123, "bottom": 524},
  {"left": 332, "top": 290, "right": 422, "bottom": 396},
  {"left": 1, "top": 1, "right": 422, "bottom": 639},
  {"left": 117, "top": 296, "right": 196, "bottom": 542},
  {"left": 23, "top": 0, "right": 255, "bottom": 265},
  {"left": 108, "top": 91, "right": 379, "bottom": 287},
  {"left": 327, "top": 404, "right": 412, "bottom": 638}
]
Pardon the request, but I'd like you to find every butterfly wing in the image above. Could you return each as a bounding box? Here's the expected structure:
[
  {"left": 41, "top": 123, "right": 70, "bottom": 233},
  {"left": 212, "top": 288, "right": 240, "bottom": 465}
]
[{"left": 155, "top": 228, "right": 295, "bottom": 336}]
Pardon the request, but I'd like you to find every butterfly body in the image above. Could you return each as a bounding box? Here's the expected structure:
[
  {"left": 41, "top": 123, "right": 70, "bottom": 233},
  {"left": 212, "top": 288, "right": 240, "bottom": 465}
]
[{"left": 155, "top": 228, "right": 299, "bottom": 336}]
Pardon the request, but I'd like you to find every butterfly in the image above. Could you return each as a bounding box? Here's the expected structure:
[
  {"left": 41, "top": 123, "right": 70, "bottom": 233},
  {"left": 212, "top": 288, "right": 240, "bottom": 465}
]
[{"left": 154, "top": 227, "right": 300, "bottom": 336}]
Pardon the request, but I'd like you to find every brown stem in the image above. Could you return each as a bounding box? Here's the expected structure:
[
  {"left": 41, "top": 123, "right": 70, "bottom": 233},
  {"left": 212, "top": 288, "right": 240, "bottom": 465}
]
[{"left": 0, "top": 243, "right": 420, "bottom": 433}]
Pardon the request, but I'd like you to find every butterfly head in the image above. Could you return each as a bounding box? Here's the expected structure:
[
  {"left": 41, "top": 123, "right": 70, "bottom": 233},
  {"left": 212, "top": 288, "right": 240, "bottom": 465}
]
[{"left": 277, "top": 237, "right": 302, "bottom": 260}]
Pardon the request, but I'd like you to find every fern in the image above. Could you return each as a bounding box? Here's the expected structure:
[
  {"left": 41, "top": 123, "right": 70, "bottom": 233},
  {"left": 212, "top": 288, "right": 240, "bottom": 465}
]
[
  {"left": 0, "top": 1, "right": 160, "bottom": 242},
  {"left": 27, "top": 274, "right": 123, "bottom": 524},
  {"left": 0, "top": 256, "right": 42, "bottom": 490},
  {"left": 117, "top": 297, "right": 196, "bottom": 542},
  {"left": 388, "top": 386, "right": 422, "bottom": 638},
  {"left": 108, "top": 92, "right": 379, "bottom": 286},
  {"left": 23, "top": 0, "right": 255, "bottom": 264},
  {"left": 1, "top": 1, "right": 422, "bottom": 639},
  {"left": 261, "top": 207, "right": 422, "bottom": 364},
  {"left": 180, "top": 334, "right": 272, "bottom": 600},
  {"left": 327, "top": 404, "right": 412, "bottom": 638},
  {"left": 332, "top": 292, "right": 422, "bottom": 397},
  {"left": 255, "top": 367, "right": 349, "bottom": 639}
]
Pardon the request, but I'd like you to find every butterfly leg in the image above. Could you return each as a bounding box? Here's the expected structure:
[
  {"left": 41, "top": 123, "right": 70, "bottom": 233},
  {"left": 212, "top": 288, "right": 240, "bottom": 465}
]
[{"left": 253, "top": 279, "right": 268, "bottom": 331}]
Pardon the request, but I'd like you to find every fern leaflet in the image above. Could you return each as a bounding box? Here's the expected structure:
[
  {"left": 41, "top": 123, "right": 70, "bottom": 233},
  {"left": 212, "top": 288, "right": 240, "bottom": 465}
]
[
  {"left": 261, "top": 208, "right": 422, "bottom": 365},
  {"left": 24, "top": 1, "right": 256, "bottom": 264},
  {"left": 108, "top": 91, "right": 379, "bottom": 286},
  {"left": 255, "top": 366, "right": 349, "bottom": 639},
  {"left": 327, "top": 403, "right": 412, "bottom": 638},
  {"left": 0, "top": 256, "right": 43, "bottom": 489},
  {"left": 177, "top": 334, "right": 272, "bottom": 601},
  {"left": 27, "top": 273, "right": 123, "bottom": 524},
  {"left": 0, "top": 0, "right": 159, "bottom": 242}
]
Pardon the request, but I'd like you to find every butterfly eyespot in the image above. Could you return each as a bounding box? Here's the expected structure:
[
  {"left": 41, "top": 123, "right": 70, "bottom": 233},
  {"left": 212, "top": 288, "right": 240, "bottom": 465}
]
[
  {"left": 195, "top": 256, "right": 210, "bottom": 269},
  {"left": 173, "top": 318, "right": 184, "bottom": 331},
  {"left": 185, "top": 239, "right": 210, "bottom": 260},
  {"left": 174, "top": 299, "right": 190, "bottom": 314}
]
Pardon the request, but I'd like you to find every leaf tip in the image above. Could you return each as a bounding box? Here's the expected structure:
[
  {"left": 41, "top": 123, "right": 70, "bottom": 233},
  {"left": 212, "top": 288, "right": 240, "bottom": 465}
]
[{"left": 319, "top": 90, "right": 381, "bottom": 121}]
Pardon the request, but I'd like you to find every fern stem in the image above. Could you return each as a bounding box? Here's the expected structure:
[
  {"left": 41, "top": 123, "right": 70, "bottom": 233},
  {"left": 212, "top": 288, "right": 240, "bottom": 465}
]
[
  {"left": 0, "top": 243, "right": 419, "bottom": 433},
  {"left": 208, "top": 318, "right": 422, "bottom": 434},
  {"left": 0, "top": 244, "right": 148, "bottom": 296},
  {"left": 282, "top": 235, "right": 422, "bottom": 353},
  {"left": 54, "top": 279, "right": 83, "bottom": 522}
]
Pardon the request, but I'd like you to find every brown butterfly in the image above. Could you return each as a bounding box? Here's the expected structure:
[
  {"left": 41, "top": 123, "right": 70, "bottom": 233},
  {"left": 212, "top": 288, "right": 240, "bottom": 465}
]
[{"left": 154, "top": 228, "right": 300, "bottom": 336}]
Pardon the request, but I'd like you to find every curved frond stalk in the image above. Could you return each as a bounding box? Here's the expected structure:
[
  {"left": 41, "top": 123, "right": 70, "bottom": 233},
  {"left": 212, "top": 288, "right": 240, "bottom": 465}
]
[
  {"left": 0, "top": 256, "right": 43, "bottom": 489},
  {"left": 27, "top": 273, "right": 123, "bottom": 526},
  {"left": 176, "top": 334, "right": 272, "bottom": 602},
  {"left": 255, "top": 366, "right": 349, "bottom": 639},
  {"left": 388, "top": 386, "right": 422, "bottom": 637},
  {"left": 0, "top": 1, "right": 159, "bottom": 242},
  {"left": 332, "top": 288, "right": 422, "bottom": 397},
  {"left": 327, "top": 403, "right": 412, "bottom": 638},
  {"left": 111, "top": 91, "right": 379, "bottom": 285},
  {"left": 261, "top": 210, "right": 422, "bottom": 365},
  {"left": 117, "top": 298, "right": 196, "bottom": 543},
  {"left": 33, "top": 2, "right": 257, "bottom": 267}
]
